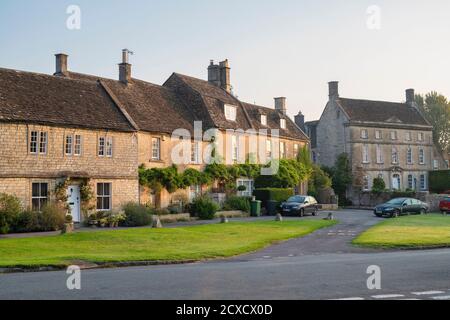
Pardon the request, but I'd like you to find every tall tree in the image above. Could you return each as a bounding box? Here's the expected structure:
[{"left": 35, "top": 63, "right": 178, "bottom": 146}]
[{"left": 415, "top": 92, "right": 450, "bottom": 153}]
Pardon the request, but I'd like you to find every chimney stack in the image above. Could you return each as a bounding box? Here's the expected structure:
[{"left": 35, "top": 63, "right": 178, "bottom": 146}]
[
  {"left": 55, "top": 53, "right": 69, "bottom": 76},
  {"left": 328, "top": 81, "right": 339, "bottom": 100},
  {"left": 119, "top": 49, "right": 132, "bottom": 84},
  {"left": 208, "top": 60, "right": 221, "bottom": 87},
  {"left": 274, "top": 97, "right": 287, "bottom": 115},
  {"left": 406, "top": 88, "right": 415, "bottom": 104},
  {"left": 219, "top": 59, "right": 231, "bottom": 93},
  {"left": 295, "top": 111, "right": 305, "bottom": 132}
]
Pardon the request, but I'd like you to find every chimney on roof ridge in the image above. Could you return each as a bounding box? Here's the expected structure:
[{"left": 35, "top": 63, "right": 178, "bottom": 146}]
[
  {"left": 328, "top": 81, "right": 339, "bottom": 100},
  {"left": 219, "top": 59, "right": 231, "bottom": 93},
  {"left": 208, "top": 60, "right": 221, "bottom": 87},
  {"left": 274, "top": 97, "right": 287, "bottom": 115},
  {"left": 55, "top": 53, "right": 69, "bottom": 76},
  {"left": 295, "top": 111, "right": 305, "bottom": 132},
  {"left": 119, "top": 49, "right": 133, "bottom": 84},
  {"left": 406, "top": 88, "right": 415, "bottom": 104}
]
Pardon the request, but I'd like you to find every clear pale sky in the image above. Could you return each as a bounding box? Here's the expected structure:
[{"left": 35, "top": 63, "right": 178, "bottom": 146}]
[{"left": 1, "top": 0, "right": 450, "bottom": 121}]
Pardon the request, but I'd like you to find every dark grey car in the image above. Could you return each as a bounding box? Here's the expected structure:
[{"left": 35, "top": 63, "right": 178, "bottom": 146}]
[{"left": 280, "top": 196, "right": 320, "bottom": 217}]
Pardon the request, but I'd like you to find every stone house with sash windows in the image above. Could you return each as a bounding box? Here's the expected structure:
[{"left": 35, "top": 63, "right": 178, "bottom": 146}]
[
  {"left": 0, "top": 52, "right": 309, "bottom": 220},
  {"left": 306, "top": 82, "right": 448, "bottom": 204}
]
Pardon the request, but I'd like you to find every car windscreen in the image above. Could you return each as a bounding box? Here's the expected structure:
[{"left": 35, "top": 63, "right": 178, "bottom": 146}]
[
  {"left": 287, "top": 196, "right": 306, "bottom": 203},
  {"left": 386, "top": 199, "right": 406, "bottom": 205}
]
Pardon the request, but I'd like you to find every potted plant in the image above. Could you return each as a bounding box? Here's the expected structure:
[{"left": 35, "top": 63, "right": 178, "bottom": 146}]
[{"left": 61, "top": 214, "right": 74, "bottom": 234}]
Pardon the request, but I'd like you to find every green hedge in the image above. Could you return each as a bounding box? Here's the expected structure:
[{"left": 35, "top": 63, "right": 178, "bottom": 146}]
[
  {"left": 429, "top": 170, "right": 450, "bottom": 194},
  {"left": 253, "top": 188, "right": 294, "bottom": 208}
]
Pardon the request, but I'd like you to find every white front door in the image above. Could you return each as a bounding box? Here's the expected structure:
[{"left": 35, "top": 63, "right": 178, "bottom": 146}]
[
  {"left": 67, "top": 185, "right": 81, "bottom": 223},
  {"left": 392, "top": 174, "right": 401, "bottom": 191}
]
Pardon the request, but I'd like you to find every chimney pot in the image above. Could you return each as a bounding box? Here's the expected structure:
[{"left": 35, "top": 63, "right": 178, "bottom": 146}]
[
  {"left": 328, "top": 81, "right": 339, "bottom": 100},
  {"left": 119, "top": 49, "right": 132, "bottom": 84},
  {"left": 274, "top": 97, "right": 287, "bottom": 115},
  {"left": 219, "top": 59, "right": 231, "bottom": 93},
  {"left": 55, "top": 53, "right": 69, "bottom": 76},
  {"left": 295, "top": 111, "right": 305, "bottom": 132}
]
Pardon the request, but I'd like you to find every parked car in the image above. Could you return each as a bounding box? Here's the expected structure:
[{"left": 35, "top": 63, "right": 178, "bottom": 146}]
[
  {"left": 374, "top": 198, "right": 429, "bottom": 218},
  {"left": 280, "top": 196, "right": 320, "bottom": 217},
  {"left": 440, "top": 196, "right": 450, "bottom": 214}
]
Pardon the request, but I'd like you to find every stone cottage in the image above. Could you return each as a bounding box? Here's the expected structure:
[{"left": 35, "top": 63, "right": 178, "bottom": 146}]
[
  {"left": 305, "top": 82, "right": 448, "bottom": 202},
  {"left": 0, "top": 51, "right": 310, "bottom": 218}
]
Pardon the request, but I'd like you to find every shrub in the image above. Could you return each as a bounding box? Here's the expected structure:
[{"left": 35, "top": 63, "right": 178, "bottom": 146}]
[
  {"left": 429, "top": 170, "right": 450, "bottom": 194},
  {"left": 308, "top": 165, "right": 332, "bottom": 198},
  {"left": 122, "top": 202, "right": 153, "bottom": 227},
  {"left": 13, "top": 210, "right": 40, "bottom": 233},
  {"left": 189, "top": 196, "right": 219, "bottom": 220},
  {"left": 253, "top": 188, "right": 294, "bottom": 208},
  {"left": 372, "top": 178, "right": 386, "bottom": 194},
  {"left": 39, "top": 203, "right": 66, "bottom": 231},
  {"left": 0, "top": 193, "right": 22, "bottom": 234},
  {"left": 223, "top": 196, "right": 250, "bottom": 213}
]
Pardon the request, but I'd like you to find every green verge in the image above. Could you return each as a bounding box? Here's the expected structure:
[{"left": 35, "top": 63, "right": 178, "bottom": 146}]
[
  {"left": 0, "top": 220, "right": 336, "bottom": 268},
  {"left": 353, "top": 214, "right": 450, "bottom": 249}
]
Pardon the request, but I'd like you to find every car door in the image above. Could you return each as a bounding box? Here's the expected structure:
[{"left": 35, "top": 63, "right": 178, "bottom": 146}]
[{"left": 403, "top": 199, "right": 414, "bottom": 214}]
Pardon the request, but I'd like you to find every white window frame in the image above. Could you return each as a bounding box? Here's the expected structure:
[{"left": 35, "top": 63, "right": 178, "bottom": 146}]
[
  {"left": 74, "top": 135, "right": 82, "bottom": 156},
  {"left": 294, "top": 144, "right": 299, "bottom": 157},
  {"left": 420, "top": 174, "right": 427, "bottom": 191},
  {"left": 98, "top": 137, "right": 105, "bottom": 157},
  {"left": 280, "top": 142, "right": 286, "bottom": 159},
  {"left": 231, "top": 135, "right": 239, "bottom": 162},
  {"left": 106, "top": 137, "right": 113, "bottom": 158},
  {"left": 152, "top": 137, "right": 161, "bottom": 161},
  {"left": 419, "top": 148, "right": 425, "bottom": 165},
  {"left": 418, "top": 132, "right": 424, "bottom": 142},
  {"left": 433, "top": 160, "right": 439, "bottom": 170},
  {"left": 408, "top": 175, "right": 414, "bottom": 190},
  {"left": 392, "top": 147, "right": 399, "bottom": 164},
  {"left": 391, "top": 131, "right": 397, "bottom": 140},
  {"left": 363, "top": 175, "right": 370, "bottom": 191},
  {"left": 237, "top": 178, "right": 254, "bottom": 197},
  {"left": 65, "top": 134, "right": 73, "bottom": 156},
  {"left": 39, "top": 132, "right": 48, "bottom": 154},
  {"left": 375, "top": 130, "right": 382, "bottom": 140},
  {"left": 224, "top": 104, "right": 237, "bottom": 122},
  {"left": 96, "top": 182, "right": 112, "bottom": 211},
  {"left": 406, "top": 132, "right": 412, "bottom": 141},
  {"left": 407, "top": 147, "right": 413, "bottom": 165},
  {"left": 31, "top": 182, "right": 48, "bottom": 212},
  {"left": 191, "top": 141, "right": 200, "bottom": 164},
  {"left": 280, "top": 118, "right": 286, "bottom": 130},
  {"left": 361, "top": 129, "right": 368, "bottom": 139},
  {"left": 376, "top": 145, "right": 383, "bottom": 164},
  {"left": 30, "top": 131, "right": 38, "bottom": 154},
  {"left": 362, "top": 145, "right": 370, "bottom": 164},
  {"left": 261, "top": 114, "right": 267, "bottom": 126}
]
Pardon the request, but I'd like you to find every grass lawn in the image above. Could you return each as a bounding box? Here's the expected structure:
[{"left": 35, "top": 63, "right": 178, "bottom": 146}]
[
  {"left": 0, "top": 220, "right": 336, "bottom": 268},
  {"left": 354, "top": 214, "right": 450, "bottom": 249}
]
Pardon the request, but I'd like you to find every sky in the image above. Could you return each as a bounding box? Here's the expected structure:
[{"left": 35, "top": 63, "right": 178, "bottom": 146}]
[{"left": 1, "top": 0, "right": 450, "bottom": 121}]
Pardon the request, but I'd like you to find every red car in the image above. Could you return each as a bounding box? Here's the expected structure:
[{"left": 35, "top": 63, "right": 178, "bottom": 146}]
[{"left": 440, "top": 196, "right": 450, "bottom": 214}]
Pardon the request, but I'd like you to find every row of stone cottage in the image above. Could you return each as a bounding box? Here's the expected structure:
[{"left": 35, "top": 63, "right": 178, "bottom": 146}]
[{"left": 0, "top": 51, "right": 309, "bottom": 222}]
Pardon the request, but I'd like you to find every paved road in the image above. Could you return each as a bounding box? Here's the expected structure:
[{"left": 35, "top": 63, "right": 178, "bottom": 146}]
[{"left": 1, "top": 210, "right": 450, "bottom": 300}]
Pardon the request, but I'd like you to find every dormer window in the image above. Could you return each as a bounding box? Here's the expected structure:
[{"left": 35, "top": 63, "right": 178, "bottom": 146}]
[
  {"left": 224, "top": 104, "right": 237, "bottom": 121},
  {"left": 280, "top": 118, "right": 286, "bottom": 130},
  {"left": 261, "top": 114, "right": 267, "bottom": 126}
]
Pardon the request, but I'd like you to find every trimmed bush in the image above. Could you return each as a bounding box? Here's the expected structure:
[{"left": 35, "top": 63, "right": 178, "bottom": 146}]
[
  {"left": 13, "top": 210, "right": 40, "bottom": 233},
  {"left": 122, "top": 202, "right": 153, "bottom": 227},
  {"left": 189, "top": 196, "right": 219, "bottom": 220},
  {"left": 223, "top": 196, "right": 251, "bottom": 213},
  {"left": 372, "top": 178, "right": 386, "bottom": 194},
  {"left": 0, "top": 193, "right": 22, "bottom": 234},
  {"left": 39, "top": 203, "right": 66, "bottom": 232},
  {"left": 429, "top": 170, "right": 450, "bottom": 194},
  {"left": 253, "top": 188, "right": 294, "bottom": 208}
]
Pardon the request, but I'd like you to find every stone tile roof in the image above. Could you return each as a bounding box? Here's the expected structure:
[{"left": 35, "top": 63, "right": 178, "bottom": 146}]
[
  {"left": 0, "top": 68, "right": 135, "bottom": 132},
  {"left": 165, "top": 73, "right": 309, "bottom": 141},
  {"left": 337, "top": 98, "right": 430, "bottom": 126}
]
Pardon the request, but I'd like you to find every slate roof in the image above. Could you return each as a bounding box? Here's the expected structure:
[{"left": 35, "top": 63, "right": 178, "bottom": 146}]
[
  {"left": 337, "top": 98, "right": 430, "bottom": 126},
  {"left": 0, "top": 68, "right": 135, "bottom": 132}
]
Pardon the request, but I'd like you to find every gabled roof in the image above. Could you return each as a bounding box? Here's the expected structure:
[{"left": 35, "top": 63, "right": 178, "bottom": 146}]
[
  {"left": 0, "top": 68, "right": 135, "bottom": 132},
  {"left": 337, "top": 98, "right": 430, "bottom": 126},
  {"left": 165, "top": 73, "right": 309, "bottom": 141}
]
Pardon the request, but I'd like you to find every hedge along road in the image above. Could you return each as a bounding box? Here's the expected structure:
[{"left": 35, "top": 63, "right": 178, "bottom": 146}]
[{"left": 0, "top": 219, "right": 336, "bottom": 269}]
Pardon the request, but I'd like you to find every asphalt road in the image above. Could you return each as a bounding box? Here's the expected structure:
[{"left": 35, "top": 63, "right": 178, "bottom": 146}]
[{"left": 1, "top": 210, "right": 450, "bottom": 300}]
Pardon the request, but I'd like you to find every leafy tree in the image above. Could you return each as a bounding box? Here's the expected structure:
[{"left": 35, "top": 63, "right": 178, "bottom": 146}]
[
  {"left": 255, "top": 159, "right": 310, "bottom": 189},
  {"left": 372, "top": 177, "right": 386, "bottom": 193},
  {"left": 308, "top": 165, "right": 332, "bottom": 197},
  {"left": 415, "top": 92, "right": 450, "bottom": 153},
  {"left": 326, "top": 153, "right": 352, "bottom": 203}
]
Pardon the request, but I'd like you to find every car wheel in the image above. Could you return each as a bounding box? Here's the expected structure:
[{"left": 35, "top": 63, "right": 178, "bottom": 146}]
[
  {"left": 312, "top": 210, "right": 318, "bottom": 217},
  {"left": 299, "top": 209, "right": 305, "bottom": 217},
  {"left": 391, "top": 211, "right": 399, "bottom": 218}
]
